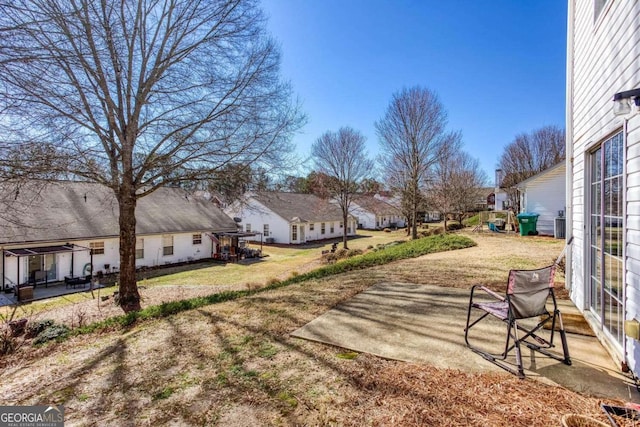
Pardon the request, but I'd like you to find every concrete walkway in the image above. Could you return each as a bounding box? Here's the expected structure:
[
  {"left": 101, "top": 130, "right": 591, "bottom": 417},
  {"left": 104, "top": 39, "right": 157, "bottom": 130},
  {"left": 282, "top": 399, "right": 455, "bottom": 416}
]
[{"left": 292, "top": 282, "right": 639, "bottom": 402}]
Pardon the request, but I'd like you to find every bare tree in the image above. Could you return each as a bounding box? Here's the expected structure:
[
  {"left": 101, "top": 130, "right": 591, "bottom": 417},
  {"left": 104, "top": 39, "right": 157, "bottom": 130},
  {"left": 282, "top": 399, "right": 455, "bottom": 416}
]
[
  {"left": 428, "top": 146, "right": 488, "bottom": 230},
  {"left": 299, "top": 171, "right": 336, "bottom": 199},
  {"left": 312, "top": 127, "right": 373, "bottom": 249},
  {"left": 0, "top": 0, "right": 304, "bottom": 312},
  {"left": 376, "top": 86, "right": 456, "bottom": 239},
  {"left": 498, "top": 125, "right": 565, "bottom": 209}
]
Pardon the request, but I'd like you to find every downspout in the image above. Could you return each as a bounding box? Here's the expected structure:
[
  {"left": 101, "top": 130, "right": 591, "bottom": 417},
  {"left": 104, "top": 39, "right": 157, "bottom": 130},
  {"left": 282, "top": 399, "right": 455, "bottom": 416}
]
[{"left": 565, "top": 0, "right": 575, "bottom": 298}]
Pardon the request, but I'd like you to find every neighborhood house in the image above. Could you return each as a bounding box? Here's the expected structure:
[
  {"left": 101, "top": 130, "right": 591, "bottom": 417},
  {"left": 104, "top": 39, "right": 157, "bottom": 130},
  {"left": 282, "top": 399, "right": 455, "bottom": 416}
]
[
  {"left": 0, "top": 181, "right": 238, "bottom": 291},
  {"left": 516, "top": 162, "right": 566, "bottom": 237},
  {"left": 225, "top": 192, "right": 357, "bottom": 244},
  {"left": 349, "top": 195, "right": 404, "bottom": 229}
]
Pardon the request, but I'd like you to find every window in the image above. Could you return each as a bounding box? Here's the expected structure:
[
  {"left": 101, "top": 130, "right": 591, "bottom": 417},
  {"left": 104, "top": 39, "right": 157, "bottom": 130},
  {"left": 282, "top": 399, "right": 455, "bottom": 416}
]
[
  {"left": 135, "top": 238, "right": 144, "bottom": 259},
  {"left": 162, "top": 235, "right": 174, "bottom": 256},
  {"left": 192, "top": 233, "right": 202, "bottom": 245},
  {"left": 89, "top": 241, "right": 105, "bottom": 255},
  {"left": 310, "top": 223, "right": 315, "bottom": 231},
  {"left": 263, "top": 224, "right": 269, "bottom": 237},
  {"left": 291, "top": 224, "right": 298, "bottom": 241},
  {"left": 330, "top": 223, "right": 334, "bottom": 233},
  {"left": 246, "top": 223, "right": 251, "bottom": 233},
  {"left": 321, "top": 222, "right": 325, "bottom": 234},
  {"left": 340, "top": 221, "right": 343, "bottom": 228}
]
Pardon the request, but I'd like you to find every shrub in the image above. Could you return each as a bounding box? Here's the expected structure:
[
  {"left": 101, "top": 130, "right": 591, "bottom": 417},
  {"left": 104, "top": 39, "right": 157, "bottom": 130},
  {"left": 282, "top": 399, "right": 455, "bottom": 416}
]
[
  {"left": 346, "top": 249, "right": 363, "bottom": 257},
  {"left": 0, "top": 325, "right": 16, "bottom": 355},
  {"left": 25, "top": 319, "right": 55, "bottom": 339},
  {"left": 266, "top": 278, "right": 281, "bottom": 286},
  {"left": 446, "top": 222, "right": 464, "bottom": 231},
  {"left": 383, "top": 228, "right": 391, "bottom": 232},
  {"left": 34, "top": 324, "right": 70, "bottom": 345},
  {"left": 321, "top": 253, "right": 338, "bottom": 264},
  {"left": 335, "top": 248, "right": 348, "bottom": 258}
]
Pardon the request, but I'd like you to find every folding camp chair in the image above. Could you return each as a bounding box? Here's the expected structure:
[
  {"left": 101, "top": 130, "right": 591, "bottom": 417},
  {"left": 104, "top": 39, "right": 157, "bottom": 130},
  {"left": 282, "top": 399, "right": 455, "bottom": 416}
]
[{"left": 464, "top": 264, "right": 571, "bottom": 378}]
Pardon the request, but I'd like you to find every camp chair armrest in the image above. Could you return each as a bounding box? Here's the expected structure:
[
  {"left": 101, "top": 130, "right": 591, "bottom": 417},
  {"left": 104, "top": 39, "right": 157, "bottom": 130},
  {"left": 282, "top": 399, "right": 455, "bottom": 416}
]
[{"left": 470, "top": 285, "right": 505, "bottom": 302}]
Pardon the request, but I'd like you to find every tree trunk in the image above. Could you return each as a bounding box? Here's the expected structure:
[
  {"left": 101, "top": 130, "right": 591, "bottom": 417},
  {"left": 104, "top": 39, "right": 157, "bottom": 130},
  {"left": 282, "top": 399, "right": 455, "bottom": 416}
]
[
  {"left": 342, "top": 211, "right": 349, "bottom": 250},
  {"left": 411, "top": 184, "right": 418, "bottom": 240},
  {"left": 117, "top": 185, "right": 141, "bottom": 312}
]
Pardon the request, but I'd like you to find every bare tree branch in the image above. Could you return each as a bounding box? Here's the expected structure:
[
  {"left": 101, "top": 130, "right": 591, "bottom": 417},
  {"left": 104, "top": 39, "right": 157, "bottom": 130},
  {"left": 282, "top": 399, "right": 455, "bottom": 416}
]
[
  {"left": 498, "top": 125, "right": 565, "bottom": 209},
  {"left": 312, "top": 127, "right": 373, "bottom": 249},
  {"left": 376, "top": 86, "right": 453, "bottom": 239},
  {"left": 0, "top": 0, "right": 305, "bottom": 312}
]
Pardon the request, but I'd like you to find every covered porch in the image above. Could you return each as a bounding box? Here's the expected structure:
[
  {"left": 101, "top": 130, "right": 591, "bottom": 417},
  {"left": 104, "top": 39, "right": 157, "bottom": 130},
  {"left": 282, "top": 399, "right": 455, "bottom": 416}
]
[
  {"left": 210, "top": 232, "right": 263, "bottom": 262},
  {"left": 2, "top": 244, "right": 93, "bottom": 292}
]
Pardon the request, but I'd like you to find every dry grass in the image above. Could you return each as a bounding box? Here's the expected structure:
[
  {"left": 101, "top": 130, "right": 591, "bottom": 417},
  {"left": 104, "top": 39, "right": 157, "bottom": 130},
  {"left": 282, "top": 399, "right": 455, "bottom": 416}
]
[{"left": 0, "top": 231, "right": 622, "bottom": 426}]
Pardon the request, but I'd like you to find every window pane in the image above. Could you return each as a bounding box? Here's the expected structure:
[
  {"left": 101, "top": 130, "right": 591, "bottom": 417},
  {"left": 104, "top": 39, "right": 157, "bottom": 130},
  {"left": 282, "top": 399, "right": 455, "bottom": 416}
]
[{"left": 593, "top": 147, "right": 601, "bottom": 181}]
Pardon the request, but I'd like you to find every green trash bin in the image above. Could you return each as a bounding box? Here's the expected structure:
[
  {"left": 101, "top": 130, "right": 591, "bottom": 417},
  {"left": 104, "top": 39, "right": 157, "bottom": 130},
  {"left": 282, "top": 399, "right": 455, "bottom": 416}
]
[{"left": 517, "top": 213, "right": 539, "bottom": 236}]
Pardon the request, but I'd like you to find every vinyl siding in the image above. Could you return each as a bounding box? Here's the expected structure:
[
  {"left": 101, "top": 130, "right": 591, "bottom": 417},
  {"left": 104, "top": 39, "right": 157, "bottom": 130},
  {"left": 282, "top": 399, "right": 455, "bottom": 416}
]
[
  {"left": 569, "top": 0, "right": 640, "bottom": 370},
  {"left": 519, "top": 165, "right": 566, "bottom": 236}
]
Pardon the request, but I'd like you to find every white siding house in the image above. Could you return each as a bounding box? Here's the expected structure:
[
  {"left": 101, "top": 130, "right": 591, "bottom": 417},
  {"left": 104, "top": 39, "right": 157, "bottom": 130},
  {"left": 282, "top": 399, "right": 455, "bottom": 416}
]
[
  {"left": 516, "top": 163, "right": 566, "bottom": 236},
  {"left": 0, "top": 181, "right": 238, "bottom": 290},
  {"left": 567, "top": 0, "right": 640, "bottom": 373},
  {"left": 350, "top": 195, "right": 404, "bottom": 229},
  {"left": 225, "top": 192, "right": 357, "bottom": 244}
]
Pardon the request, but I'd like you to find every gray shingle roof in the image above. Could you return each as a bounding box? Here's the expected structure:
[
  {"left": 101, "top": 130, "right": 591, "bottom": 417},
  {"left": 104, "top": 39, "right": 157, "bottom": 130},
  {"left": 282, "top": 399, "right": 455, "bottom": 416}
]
[
  {"left": 0, "top": 181, "right": 237, "bottom": 244},
  {"left": 251, "top": 192, "right": 344, "bottom": 223},
  {"left": 352, "top": 195, "right": 401, "bottom": 216}
]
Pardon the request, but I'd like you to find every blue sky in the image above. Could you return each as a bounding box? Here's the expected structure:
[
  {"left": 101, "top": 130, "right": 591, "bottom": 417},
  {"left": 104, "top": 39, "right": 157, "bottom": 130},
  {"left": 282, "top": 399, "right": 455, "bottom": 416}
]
[{"left": 261, "top": 0, "right": 567, "bottom": 184}]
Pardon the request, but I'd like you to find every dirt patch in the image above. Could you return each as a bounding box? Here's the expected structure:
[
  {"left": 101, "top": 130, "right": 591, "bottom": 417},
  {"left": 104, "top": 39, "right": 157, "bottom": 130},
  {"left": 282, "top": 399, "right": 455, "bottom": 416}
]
[{"left": 0, "top": 231, "right": 620, "bottom": 427}]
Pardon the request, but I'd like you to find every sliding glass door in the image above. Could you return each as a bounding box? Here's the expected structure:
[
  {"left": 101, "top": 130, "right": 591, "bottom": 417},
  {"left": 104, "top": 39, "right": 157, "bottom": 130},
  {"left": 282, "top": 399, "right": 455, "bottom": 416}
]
[
  {"left": 589, "top": 132, "right": 624, "bottom": 351},
  {"left": 27, "top": 254, "right": 57, "bottom": 282}
]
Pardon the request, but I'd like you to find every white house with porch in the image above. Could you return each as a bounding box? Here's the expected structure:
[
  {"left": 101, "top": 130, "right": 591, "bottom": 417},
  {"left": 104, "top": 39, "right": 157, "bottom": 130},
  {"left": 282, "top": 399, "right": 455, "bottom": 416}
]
[
  {"left": 225, "top": 192, "right": 357, "bottom": 244},
  {"left": 0, "top": 181, "right": 238, "bottom": 292},
  {"left": 566, "top": 0, "right": 640, "bottom": 375}
]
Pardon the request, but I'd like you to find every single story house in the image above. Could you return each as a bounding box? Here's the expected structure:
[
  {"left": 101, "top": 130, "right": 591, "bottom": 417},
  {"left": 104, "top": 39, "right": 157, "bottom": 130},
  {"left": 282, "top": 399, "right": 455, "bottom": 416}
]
[
  {"left": 225, "top": 192, "right": 357, "bottom": 244},
  {"left": 0, "top": 181, "right": 238, "bottom": 291},
  {"left": 516, "top": 162, "right": 566, "bottom": 236},
  {"left": 566, "top": 0, "right": 640, "bottom": 375},
  {"left": 350, "top": 195, "right": 405, "bottom": 229}
]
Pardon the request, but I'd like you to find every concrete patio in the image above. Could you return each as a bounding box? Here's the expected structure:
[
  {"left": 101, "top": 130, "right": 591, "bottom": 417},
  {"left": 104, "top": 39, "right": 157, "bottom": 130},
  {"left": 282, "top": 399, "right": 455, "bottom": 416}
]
[
  {"left": 292, "top": 282, "right": 639, "bottom": 403},
  {"left": 0, "top": 281, "right": 105, "bottom": 307}
]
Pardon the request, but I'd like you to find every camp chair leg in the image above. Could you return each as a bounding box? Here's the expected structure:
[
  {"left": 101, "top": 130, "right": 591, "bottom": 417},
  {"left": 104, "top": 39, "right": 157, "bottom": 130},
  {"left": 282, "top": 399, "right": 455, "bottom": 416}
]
[
  {"left": 556, "top": 311, "right": 572, "bottom": 365},
  {"left": 513, "top": 324, "right": 526, "bottom": 379}
]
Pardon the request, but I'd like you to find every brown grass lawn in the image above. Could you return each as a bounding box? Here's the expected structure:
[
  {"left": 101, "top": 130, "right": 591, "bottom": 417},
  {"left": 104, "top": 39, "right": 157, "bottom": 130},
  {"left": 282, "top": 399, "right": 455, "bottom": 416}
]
[{"left": 0, "top": 231, "right": 623, "bottom": 426}]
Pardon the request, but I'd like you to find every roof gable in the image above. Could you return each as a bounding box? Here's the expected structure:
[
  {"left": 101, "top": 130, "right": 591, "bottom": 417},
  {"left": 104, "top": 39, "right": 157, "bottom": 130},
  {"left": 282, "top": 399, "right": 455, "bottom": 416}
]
[
  {"left": 516, "top": 162, "right": 566, "bottom": 188},
  {"left": 351, "top": 195, "right": 401, "bottom": 215}
]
